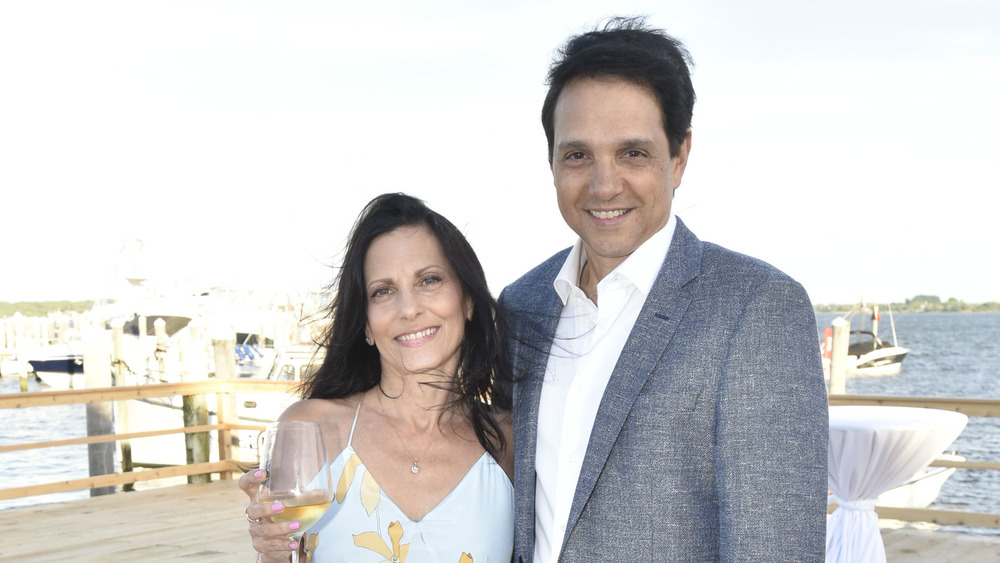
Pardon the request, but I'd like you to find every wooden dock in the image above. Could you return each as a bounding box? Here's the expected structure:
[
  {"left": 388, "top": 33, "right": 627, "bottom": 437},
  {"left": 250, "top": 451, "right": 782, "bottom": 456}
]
[
  {"left": 1, "top": 479, "right": 999, "bottom": 562},
  {"left": 0, "top": 480, "right": 251, "bottom": 562}
]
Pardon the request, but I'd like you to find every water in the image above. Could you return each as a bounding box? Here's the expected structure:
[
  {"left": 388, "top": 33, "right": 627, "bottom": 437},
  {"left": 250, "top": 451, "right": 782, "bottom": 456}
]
[
  {"left": 818, "top": 312, "right": 1000, "bottom": 536},
  {"left": 3, "top": 313, "right": 1000, "bottom": 534},
  {"left": 0, "top": 375, "right": 91, "bottom": 509}
]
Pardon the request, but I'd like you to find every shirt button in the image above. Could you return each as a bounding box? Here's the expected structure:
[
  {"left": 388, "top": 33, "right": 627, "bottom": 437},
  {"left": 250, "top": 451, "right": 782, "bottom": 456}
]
[{"left": 587, "top": 320, "right": 596, "bottom": 330}]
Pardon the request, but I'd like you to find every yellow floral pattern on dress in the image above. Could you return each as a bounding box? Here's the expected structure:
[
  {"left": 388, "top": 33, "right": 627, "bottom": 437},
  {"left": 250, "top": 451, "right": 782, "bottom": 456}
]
[
  {"left": 360, "top": 469, "right": 380, "bottom": 515},
  {"left": 336, "top": 451, "right": 477, "bottom": 562},
  {"left": 336, "top": 453, "right": 363, "bottom": 503},
  {"left": 354, "top": 520, "right": 410, "bottom": 562},
  {"left": 303, "top": 532, "right": 319, "bottom": 563}
]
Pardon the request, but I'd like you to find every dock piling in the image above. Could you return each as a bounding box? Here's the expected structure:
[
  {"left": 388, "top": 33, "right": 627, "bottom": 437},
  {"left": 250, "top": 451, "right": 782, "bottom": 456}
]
[
  {"left": 111, "top": 319, "right": 134, "bottom": 491},
  {"left": 829, "top": 317, "right": 850, "bottom": 394},
  {"left": 83, "top": 329, "right": 115, "bottom": 496},
  {"left": 181, "top": 320, "right": 211, "bottom": 484}
]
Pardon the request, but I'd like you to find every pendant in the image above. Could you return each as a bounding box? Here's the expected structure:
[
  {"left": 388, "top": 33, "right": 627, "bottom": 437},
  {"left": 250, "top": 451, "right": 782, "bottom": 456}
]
[{"left": 410, "top": 460, "right": 419, "bottom": 474}]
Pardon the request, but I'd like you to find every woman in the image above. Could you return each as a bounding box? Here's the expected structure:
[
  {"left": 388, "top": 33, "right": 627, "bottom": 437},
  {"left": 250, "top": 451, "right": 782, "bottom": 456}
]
[{"left": 242, "top": 193, "right": 514, "bottom": 562}]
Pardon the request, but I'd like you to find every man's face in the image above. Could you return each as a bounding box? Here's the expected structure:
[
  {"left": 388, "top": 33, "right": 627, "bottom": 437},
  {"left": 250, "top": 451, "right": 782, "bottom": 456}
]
[{"left": 551, "top": 77, "right": 691, "bottom": 276}]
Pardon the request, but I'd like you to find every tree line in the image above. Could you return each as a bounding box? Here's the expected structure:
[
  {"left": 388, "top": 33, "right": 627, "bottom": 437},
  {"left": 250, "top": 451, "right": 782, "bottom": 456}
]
[
  {"left": 4, "top": 296, "right": 999, "bottom": 319},
  {"left": 814, "top": 295, "right": 1000, "bottom": 314},
  {"left": 0, "top": 301, "right": 94, "bottom": 318}
]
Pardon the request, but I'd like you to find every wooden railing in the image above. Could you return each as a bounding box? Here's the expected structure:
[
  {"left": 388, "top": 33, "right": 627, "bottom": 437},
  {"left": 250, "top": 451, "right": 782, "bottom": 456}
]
[
  {"left": 4, "top": 387, "right": 1000, "bottom": 530},
  {"left": 829, "top": 394, "right": 1000, "bottom": 528},
  {"left": 0, "top": 379, "right": 297, "bottom": 501}
]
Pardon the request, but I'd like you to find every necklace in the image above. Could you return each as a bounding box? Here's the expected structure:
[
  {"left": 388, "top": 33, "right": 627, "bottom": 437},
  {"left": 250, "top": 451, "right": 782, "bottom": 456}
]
[{"left": 387, "top": 418, "right": 439, "bottom": 474}]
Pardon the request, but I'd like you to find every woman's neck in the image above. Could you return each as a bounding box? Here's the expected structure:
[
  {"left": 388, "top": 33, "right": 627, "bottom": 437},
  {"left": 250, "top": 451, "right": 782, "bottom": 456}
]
[{"left": 370, "top": 373, "right": 461, "bottom": 431}]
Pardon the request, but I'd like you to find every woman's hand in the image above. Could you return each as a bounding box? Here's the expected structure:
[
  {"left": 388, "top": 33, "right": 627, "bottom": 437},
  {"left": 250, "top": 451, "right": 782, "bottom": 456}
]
[{"left": 241, "top": 469, "right": 302, "bottom": 562}]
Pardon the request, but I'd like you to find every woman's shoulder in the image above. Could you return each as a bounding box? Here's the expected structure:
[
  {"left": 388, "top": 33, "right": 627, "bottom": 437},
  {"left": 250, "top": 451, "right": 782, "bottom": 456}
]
[
  {"left": 278, "top": 394, "right": 366, "bottom": 453},
  {"left": 279, "top": 394, "right": 360, "bottom": 421}
]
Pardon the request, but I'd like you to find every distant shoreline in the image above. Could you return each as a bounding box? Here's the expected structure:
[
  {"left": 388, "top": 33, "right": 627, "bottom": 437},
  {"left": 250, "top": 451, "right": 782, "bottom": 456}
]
[
  {"left": 2, "top": 298, "right": 999, "bottom": 319},
  {"left": 814, "top": 295, "right": 1000, "bottom": 314},
  {"left": 0, "top": 300, "right": 93, "bottom": 318}
]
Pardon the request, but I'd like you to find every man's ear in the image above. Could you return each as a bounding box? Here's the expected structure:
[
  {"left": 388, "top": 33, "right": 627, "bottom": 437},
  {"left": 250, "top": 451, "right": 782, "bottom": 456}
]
[{"left": 671, "top": 129, "right": 693, "bottom": 191}]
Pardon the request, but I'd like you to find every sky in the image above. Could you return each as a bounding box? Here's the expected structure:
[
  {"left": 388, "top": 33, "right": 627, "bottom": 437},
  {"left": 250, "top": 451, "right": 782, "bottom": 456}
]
[{"left": 2, "top": 0, "right": 999, "bottom": 307}]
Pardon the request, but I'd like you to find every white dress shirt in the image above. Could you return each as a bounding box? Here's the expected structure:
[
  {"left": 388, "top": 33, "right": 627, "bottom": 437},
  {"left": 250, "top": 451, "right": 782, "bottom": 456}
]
[{"left": 533, "top": 214, "right": 677, "bottom": 563}]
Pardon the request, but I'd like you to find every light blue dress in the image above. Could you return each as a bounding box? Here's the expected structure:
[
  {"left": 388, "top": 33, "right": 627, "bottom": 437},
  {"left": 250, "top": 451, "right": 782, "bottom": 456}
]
[{"left": 302, "top": 400, "right": 514, "bottom": 563}]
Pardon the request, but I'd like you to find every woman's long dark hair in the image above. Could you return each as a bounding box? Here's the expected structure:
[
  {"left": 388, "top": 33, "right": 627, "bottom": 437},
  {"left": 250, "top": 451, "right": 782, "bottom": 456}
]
[{"left": 301, "top": 193, "right": 512, "bottom": 458}]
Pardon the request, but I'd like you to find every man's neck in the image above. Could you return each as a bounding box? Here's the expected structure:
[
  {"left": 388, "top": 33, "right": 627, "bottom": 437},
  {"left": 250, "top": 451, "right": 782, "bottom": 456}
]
[{"left": 578, "top": 254, "right": 624, "bottom": 304}]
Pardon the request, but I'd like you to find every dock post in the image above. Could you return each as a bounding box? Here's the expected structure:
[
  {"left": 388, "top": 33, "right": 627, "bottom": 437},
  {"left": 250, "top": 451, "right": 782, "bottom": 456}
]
[
  {"left": 111, "top": 319, "right": 133, "bottom": 491},
  {"left": 212, "top": 326, "right": 238, "bottom": 477},
  {"left": 181, "top": 320, "right": 211, "bottom": 484},
  {"left": 212, "top": 328, "right": 237, "bottom": 380},
  {"left": 83, "top": 328, "right": 116, "bottom": 496},
  {"left": 829, "top": 317, "right": 850, "bottom": 394}
]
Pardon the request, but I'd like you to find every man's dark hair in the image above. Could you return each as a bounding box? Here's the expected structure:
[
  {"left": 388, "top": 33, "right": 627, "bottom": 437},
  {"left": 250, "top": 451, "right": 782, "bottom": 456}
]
[{"left": 541, "top": 16, "right": 695, "bottom": 162}]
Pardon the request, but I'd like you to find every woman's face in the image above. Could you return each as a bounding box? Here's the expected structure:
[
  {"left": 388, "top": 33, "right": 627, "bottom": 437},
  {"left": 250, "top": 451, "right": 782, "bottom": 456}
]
[{"left": 363, "top": 225, "right": 472, "bottom": 380}]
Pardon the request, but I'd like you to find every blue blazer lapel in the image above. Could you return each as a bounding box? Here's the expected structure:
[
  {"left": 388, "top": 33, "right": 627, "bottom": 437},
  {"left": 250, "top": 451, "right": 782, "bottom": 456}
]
[
  {"left": 561, "top": 220, "right": 703, "bottom": 548},
  {"left": 507, "top": 254, "right": 566, "bottom": 560}
]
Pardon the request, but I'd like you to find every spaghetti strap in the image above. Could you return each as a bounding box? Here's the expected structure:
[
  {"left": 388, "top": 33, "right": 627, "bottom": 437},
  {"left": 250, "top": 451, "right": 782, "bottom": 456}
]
[{"left": 347, "top": 392, "right": 364, "bottom": 446}]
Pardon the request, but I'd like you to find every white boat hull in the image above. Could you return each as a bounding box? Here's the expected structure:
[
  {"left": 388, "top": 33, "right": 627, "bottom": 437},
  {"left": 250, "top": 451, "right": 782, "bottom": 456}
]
[{"left": 876, "top": 454, "right": 964, "bottom": 508}]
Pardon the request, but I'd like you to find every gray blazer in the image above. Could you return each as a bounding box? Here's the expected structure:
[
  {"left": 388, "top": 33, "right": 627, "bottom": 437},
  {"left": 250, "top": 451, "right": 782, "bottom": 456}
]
[{"left": 500, "top": 219, "right": 828, "bottom": 562}]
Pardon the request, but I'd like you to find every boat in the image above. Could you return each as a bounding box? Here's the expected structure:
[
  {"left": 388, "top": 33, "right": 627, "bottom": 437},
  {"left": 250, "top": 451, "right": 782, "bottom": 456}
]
[
  {"left": 876, "top": 453, "right": 965, "bottom": 508},
  {"left": 822, "top": 303, "right": 909, "bottom": 376},
  {"left": 126, "top": 344, "right": 322, "bottom": 466},
  {"left": 847, "top": 330, "right": 909, "bottom": 376},
  {"left": 828, "top": 453, "right": 964, "bottom": 509},
  {"left": 25, "top": 341, "right": 85, "bottom": 388},
  {"left": 26, "top": 313, "right": 192, "bottom": 391}
]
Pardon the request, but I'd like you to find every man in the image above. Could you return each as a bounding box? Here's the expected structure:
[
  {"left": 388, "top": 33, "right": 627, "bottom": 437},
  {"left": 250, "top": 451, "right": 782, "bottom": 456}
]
[{"left": 501, "top": 17, "right": 828, "bottom": 562}]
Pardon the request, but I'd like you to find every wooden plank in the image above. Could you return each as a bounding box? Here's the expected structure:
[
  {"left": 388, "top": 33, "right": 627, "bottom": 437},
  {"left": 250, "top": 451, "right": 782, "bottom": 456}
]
[
  {"left": 829, "top": 504, "right": 1000, "bottom": 529},
  {"left": 877, "top": 507, "right": 1000, "bottom": 529},
  {"left": 929, "top": 459, "right": 1000, "bottom": 471},
  {"left": 1, "top": 480, "right": 999, "bottom": 562},
  {"left": 0, "top": 423, "right": 222, "bottom": 453},
  {"left": 0, "top": 378, "right": 297, "bottom": 408},
  {"left": 0, "top": 460, "right": 243, "bottom": 500},
  {"left": 881, "top": 527, "right": 1000, "bottom": 562},
  {"left": 828, "top": 394, "right": 1000, "bottom": 417},
  {"left": 0, "top": 480, "right": 252, "bottom": 562},
  {"left": 0, "top": 421, "right": 266, "bottom": 455}
]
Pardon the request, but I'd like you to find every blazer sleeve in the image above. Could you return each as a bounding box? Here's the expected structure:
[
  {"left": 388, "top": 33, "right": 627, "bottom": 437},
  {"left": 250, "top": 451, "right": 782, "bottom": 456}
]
[{"left": 714, "top": 272, "right": 829, "bottom": 562}]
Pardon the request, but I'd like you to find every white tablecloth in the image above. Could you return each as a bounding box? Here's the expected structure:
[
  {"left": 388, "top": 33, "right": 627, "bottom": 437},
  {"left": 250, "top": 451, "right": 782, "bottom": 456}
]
[{"left": 826, "top": 406, "right": 968, "bottom": 563}]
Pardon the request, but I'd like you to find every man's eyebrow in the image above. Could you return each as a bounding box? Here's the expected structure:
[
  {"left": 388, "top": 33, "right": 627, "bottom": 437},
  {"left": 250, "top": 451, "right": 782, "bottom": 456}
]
[
  {"left": 558, "top": 138, "right": 658, "bottom": 150},
  {"left": 556, "top": 140, "right": 589, "bottom": 151},
  {"left": 618, "top": 137, "right": 657, "bottom": 149}
]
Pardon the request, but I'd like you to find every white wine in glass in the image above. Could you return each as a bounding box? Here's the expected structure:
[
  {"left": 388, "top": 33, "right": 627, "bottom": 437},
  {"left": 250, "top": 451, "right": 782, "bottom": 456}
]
[{"left": 258, "top": 420, "right": 333, "bottom": 563}]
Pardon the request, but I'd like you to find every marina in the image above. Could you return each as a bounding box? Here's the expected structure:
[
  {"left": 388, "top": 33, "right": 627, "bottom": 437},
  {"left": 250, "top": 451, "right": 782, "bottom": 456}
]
[{"left": 1, "top": 311, "right": 999, "bottom": 560}]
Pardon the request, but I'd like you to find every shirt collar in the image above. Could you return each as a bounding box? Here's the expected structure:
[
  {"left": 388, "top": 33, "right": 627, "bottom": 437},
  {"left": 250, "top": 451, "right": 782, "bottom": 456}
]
[{"left": 553, "top": 212, "right": 677, "bottom": 304}]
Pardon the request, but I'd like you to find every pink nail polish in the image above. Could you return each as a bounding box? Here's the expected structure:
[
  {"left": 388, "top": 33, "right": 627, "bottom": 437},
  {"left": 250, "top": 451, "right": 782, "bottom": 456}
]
[
  {"left": 289, "top": 542, "right": 298, "bottom": 550},
  {"left": 289, "top": 521, "right": 301, "bottom": 531},
  {"left": 253, "top": 470, "right": 263, "bottom": 479},
  {"left": 271, "top": 501, "right": 283, "bottom": 511}
]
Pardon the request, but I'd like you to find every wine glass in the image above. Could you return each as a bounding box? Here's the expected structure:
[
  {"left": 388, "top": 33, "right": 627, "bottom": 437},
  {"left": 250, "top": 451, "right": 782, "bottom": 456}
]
[{"left": 257, "top": 420, "right": 333, "bottom": 563}]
